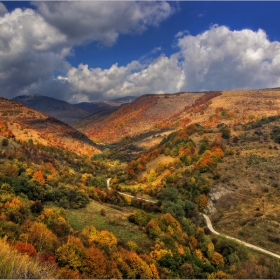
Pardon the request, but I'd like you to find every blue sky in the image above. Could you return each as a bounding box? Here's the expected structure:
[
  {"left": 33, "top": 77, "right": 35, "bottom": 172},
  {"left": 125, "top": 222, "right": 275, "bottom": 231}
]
[{"left": 1, "top": 1, "right": 280, "bottom": 103}]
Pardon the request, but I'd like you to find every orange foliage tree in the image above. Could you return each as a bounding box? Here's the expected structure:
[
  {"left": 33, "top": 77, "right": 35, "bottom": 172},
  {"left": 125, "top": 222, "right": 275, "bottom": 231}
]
[
  {"left": 32, "top": 171, "right": 45, "bottom": 184},
  {"left": 14, "top": 241, "right": 37, "bottom": 257}
]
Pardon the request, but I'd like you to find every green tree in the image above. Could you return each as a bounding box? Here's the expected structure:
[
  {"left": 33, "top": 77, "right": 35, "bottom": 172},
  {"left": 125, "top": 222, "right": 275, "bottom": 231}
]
[
  {"left": 1, "top": 138, "right": 8, "bottom": 147},
  {"left": 160, "top": 187, "right": 179, "bottom": 203},
  {"left": 221, "top": 127, "right": 231, "bottom": 139},
  {"left": 148, "top": 169, "right": 157, "bottom": 183}
]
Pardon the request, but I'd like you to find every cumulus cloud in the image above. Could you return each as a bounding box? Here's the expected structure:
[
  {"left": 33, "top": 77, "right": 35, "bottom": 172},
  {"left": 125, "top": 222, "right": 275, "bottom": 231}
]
[
  {"left": 34, "top": 20, "right": 280, "bottom": 102},
  {"left": 0, "top": 2, "right": 7, "bottom": 17},
  {"left": 0, "top": 2, "right": 174, "bottom": 101},
  {"left": 2, "top": 1, "right": 280, "bottom": 104},
  {"left": 177, "top": 25, "right": 280, "bottom": 91},
  {"left": 64, "top": 54, "right": 184, "bottom": 102},
  {"left": 63, "top": 25, "right": 280, "bottom": 102},
  {"left": 0, "top": 7, "right": 70, "bottom": 98},
  {"left": 33, "top": 1, "right": 174, "bottom": 46}
]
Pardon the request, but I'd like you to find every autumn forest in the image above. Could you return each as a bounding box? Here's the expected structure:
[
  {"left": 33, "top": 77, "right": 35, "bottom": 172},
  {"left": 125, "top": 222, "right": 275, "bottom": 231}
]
[{"left": 0, "top": 89, "right": 280, "bottom": 279}]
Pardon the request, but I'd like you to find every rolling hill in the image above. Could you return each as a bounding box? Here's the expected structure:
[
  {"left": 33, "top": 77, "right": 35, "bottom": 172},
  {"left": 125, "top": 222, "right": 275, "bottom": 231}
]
[
  {"left": 74, "top": 88, "right": 280, "bottom": 144},
  {"left": 12, "top": 94, "right": 90, "bottom": 124},
  {"left": 73, "top": 92, "right": 204, "bottom": 143},
  {"left": 0, "top": 91, "right": 280, "bottom": 279},
  {"left": 0, "top": 97, "right": 100, "bottom": 156}
]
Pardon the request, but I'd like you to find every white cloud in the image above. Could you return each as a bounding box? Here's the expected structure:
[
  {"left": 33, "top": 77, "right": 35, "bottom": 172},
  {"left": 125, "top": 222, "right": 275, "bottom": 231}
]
[
  {"left": 0, "top": 2, "right": 174, "bottom": 101},
  {"left": 175, "top": 30, "right": 189, "bottom": 38},
  {"left": 65, "top": 54, "right": 183, "bottom": 102},
  {"left": 0, "top": 2, "right": 7, "bottom": 17},
  {"left": 2, "top": 1, "right": 280, "bottom": 104},
  {"left": 63, "top": 25, "right": 280, "bottom": 102},
  {"left": 33, "top": 1, "right": 174, "bottom": 46},
  {"left": 0, "top": 8, "right": 70, "bottom": 98},
  {"left": 177, "top": 25, "right": 280, "bottom": 91}
]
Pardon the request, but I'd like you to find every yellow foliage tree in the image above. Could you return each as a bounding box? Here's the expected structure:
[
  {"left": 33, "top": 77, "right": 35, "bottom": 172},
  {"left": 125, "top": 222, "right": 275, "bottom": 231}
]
[
  {"left": 207, "top": 270, "right": 231, "bottom": 279},
  {"left": 150, "top": 249, "right": 172, "bottom": 261},
  {"left": 97, "top": 230, "right": 118, "bottom": 248},
  {"left": 28, "top": 222, "right": 59, "bottom": 253},
  {"left": 211, "top": 252, "right": 225, "bottom": 266}
]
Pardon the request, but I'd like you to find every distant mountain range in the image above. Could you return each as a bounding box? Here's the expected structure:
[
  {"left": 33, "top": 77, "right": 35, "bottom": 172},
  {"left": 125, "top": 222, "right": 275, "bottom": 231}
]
[
  {"left": 12, "top": 95, "right": 90, "bottom": 124},
  {"left": 73, "top": 96, "right": 136, "bottom": 114},
  {"left": 12, "top": 95, "right": 136, "bottom": 124}
]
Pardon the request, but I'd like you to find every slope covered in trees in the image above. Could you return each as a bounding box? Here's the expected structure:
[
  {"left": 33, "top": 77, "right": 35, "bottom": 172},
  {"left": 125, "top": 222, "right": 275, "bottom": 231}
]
[
  {"left": 74, "top": 88, "right": 280, "bottom": 144},
  {"left": 1, "top": 90, "right": 280, "bottom": 278},
  {"left": 112, "top": 115, "right": 280, "bottom": 259},
  {"left": 74, "top": 92, "right": 204, "bottom": 143},
  {"left": 0, "top": 97, "right": 100, "bottom": 156}
]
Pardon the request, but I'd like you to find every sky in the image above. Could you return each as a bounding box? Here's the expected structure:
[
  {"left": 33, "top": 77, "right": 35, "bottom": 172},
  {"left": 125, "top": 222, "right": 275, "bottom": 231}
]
[{"left": 1, "top": 1, "right": 280, "bottom": 103}]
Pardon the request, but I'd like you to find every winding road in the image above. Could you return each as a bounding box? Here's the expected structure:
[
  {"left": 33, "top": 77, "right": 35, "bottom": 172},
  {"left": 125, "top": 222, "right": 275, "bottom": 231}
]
[
  {"left": 106, "top": 178, "right": 157, "bottom": 204},
  {"left": 202, "top": 214, "right": 280, "bottom": 260},
  {"left": 106, "top": 178, "right": 280, "bottom": 260}
]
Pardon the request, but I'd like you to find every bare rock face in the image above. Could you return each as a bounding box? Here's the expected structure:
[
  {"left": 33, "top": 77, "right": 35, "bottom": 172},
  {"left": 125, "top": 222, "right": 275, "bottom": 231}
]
[{"left": 206, "top": 187, "right": 233, "bottom": 214}]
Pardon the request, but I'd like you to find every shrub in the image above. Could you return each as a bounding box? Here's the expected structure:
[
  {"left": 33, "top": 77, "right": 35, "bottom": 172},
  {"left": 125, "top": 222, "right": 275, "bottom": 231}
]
[{"left": 2, "top": 138, "right": 8, "bottom": 147}]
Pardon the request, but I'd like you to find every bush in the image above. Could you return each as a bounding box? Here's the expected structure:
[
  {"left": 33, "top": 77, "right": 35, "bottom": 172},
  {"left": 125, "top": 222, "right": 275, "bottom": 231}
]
[
  {"left": 221, "top": 127, "right": 231, "bottom": 139},
  {"left": 2, "top": 138, "right": 8, "bottom": 147}
]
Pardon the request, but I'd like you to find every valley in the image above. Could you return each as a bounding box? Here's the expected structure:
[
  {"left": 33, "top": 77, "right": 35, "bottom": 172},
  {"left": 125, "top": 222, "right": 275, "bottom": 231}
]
[{"left": 0, "top": 89, "right": 280, "bottom": 279}]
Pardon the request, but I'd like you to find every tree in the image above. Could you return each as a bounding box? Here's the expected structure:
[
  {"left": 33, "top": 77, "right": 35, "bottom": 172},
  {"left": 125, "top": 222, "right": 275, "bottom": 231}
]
[
  {"left": 208, "top": 270, "right": 230, "bottom": 279},
  {"left": 2, "top": 138, "right": 8, "bottom": 147},
  {"left": 221, "top": 127, "right": 231, "bottom": 139},
  {"left": 96, "top": 230, "right": 117, "bottom": 249},
  {"left": 195, "top": 194, "right": 208, "bottom": 211},
  {"left": 180, "top": 263, "right": 194, "bottom": 278},
  {"left": 32, "top": 171, "right": 45, "bottom": 185},
  {"left": 14, "top": 241, "right": 37, "bottom": 257},
  {"left": 82, "top": 246, "right": 108, "bottom": 278},
  {"left": 159, "top": 213, "right": 182, "bottom": 233},
  {"left": 148, "top": 169, "right": 157, "bottom": 183},
  {"left": 28, "top": 222, "right": 59, "bottom": 253},
  {"left": 159, "top": 187, "right": 179, "bottom": 203},
  {"left": 145, "top": 219, "right": 162, "bottom": 239},
  {"left": 162, "top": 201, "right": 185, "bottom": 220},
  {"left": 30, "top": 200, "right": 44, "bottom": 214},
  {"left": 211, "top": 252, "right": 225, "bottom": 266},
  {"left": 55, "top": 237, "right": 84, "bottom": 272}
]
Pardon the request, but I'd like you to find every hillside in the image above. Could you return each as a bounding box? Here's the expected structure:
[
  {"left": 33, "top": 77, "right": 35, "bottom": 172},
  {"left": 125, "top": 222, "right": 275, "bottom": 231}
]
[
  {"left": 74, "top": 88, "right": 280, "bottom": 144},
  {"left": 12, "top": 95, "right": 90, "bottom": 124},
  {"left": 0, "top": 95, "right": 280, "bottom": 278},
  {"left": 113, "top": 115, "right": 280, "bottom": 257},
  {"left": 74, "top": 92, "right": 204, "bottom": 143},
  {"left": 0, "top": 97, "right": 100, "bottom": 156}
]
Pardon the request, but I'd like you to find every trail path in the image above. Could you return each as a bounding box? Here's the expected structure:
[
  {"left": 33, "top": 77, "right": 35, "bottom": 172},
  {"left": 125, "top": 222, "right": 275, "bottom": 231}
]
[
  {"left": 202, "top": 214, "right": 280, "bottom": 260},
  {"left": 106, "top": 178, "right": 157, "bottom": 203}
]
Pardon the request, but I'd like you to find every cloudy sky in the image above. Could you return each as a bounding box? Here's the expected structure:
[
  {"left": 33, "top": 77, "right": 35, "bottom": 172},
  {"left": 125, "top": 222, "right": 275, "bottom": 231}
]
[{"left": 1, "top": 1, "right": 280, "bottom": 103}]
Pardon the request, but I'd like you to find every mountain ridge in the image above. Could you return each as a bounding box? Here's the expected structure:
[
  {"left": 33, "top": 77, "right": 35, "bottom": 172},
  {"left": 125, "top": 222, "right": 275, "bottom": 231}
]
[
  {"left": 73, "top": 88, "right": 280, "bottom": 144},
  {"left": 12, "top": 94, "right": 90, "bottom": 124}
]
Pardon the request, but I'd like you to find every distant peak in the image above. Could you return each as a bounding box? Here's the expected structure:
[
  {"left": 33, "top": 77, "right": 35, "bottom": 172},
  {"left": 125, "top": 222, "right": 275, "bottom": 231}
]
[{"left": 14, "top": 94, "right": 41, "bottom": 99}]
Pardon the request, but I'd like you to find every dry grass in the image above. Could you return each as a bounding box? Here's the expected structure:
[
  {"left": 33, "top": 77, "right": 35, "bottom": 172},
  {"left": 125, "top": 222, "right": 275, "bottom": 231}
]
[
  {"left": 208, "top": 121, "right": 280, "bottom": 254},
  {"left": 135, "top": 130, "right": 176, "bottom": 151},
  {"left": 0, "top": 238, "right": 56, "bottom": 279},
  {"left": 49, "top": 200, "right": 153, "bottom": 250}
]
